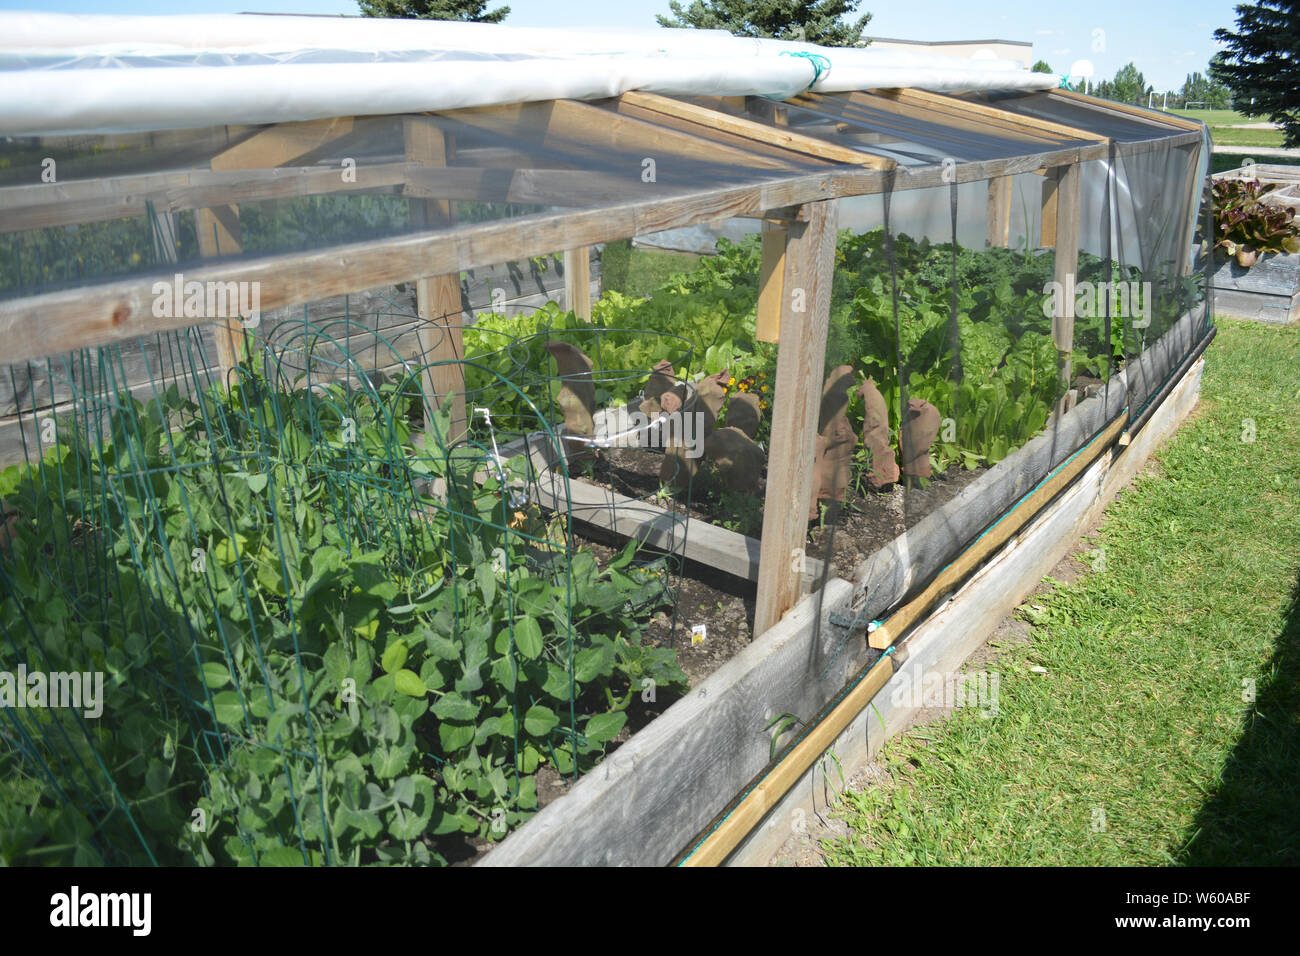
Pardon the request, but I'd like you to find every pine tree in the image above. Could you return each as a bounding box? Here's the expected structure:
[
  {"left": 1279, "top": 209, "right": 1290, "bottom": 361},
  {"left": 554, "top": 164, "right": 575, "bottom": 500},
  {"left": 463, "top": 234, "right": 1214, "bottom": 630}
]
[
  {"left": 1212, "top": 1, "right": 1300, "bottom": 147},
  {"left": 357, "top": 0, "right": 510, "bottom": 23},
  {"left": 1031, "top": 60, "right": 1053, "bottom": 74},
  {"left": 656, "top": 0, "right": 872, "bottom": 47}
]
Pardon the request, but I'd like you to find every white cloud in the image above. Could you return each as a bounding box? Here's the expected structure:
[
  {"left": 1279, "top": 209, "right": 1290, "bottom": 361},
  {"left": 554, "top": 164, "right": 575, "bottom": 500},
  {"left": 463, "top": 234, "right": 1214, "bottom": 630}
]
[{"left": 1052, "top": 48, "right": 1071, "bottom": 56}]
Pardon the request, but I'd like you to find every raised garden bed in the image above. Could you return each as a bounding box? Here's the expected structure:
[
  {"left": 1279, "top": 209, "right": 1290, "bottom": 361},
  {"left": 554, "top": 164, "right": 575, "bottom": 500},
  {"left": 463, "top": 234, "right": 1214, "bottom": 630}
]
[
  {"left": 477, "top": 305, "right": 1210, "bottom": 866},
  {"left": 1210, "top": 251, "right": 1300, "bottom": 324}
]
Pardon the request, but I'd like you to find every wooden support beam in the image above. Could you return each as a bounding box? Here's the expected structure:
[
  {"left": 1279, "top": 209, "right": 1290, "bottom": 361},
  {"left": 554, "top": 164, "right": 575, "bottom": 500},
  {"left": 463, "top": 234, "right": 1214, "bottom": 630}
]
[
  {"left": 0, "top": 163, "right": 409, "bottom": 234},
  {"left": 195, "top": 116, "right": 359, "bottom": 386},
  {"left": 1040, "top": 166, "right": 1060, "bottom": 248},
  {"left": 619, "top": 91, "right": 894, "bottom": 169},
  {"left": 754, "top": 199, "right": 838, "bottom": 638},
  {"left": 756, "top": 221, "right": 788, "bottom": 343},
  {"left": 405, "top": 116, "right": 467, "bottom": 446},
  {"left": 1050, "top": 163, "right": 1082, "bottom": 414},
  {"left": 440, "top": 99, "right": 800, "bottom": 172},
  {"left": 10, "top": 142, "right": 1211, "bottom": 366},
  {"left": 193, "top": 206, "right": 245, "bottom": 381},
  {"left": 873, "top": 88, "right": 1108, "bottom": 145},
  {"left": 1176, "top": 142, "right": 1205, "bottom": 276},
  {"left": 564, "top": 247, "right": 592, "bottom": 320},
  {"left": 1051, "top": 88, "right": 1203, "bottom": 132},
  {"left": 210, "top": 116, "right": 356, "bottom": 172},
  {"left": 986, "top": 175, "right": 1013, "bottom": 248}
]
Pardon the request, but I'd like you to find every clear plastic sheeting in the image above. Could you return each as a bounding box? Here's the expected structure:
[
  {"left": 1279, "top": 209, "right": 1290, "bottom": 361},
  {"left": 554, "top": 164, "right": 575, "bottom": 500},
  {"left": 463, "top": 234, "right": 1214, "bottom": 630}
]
[
  {"left": 0, "top": 102, "right": 829, "bottom": 300},
  {"left": 0, "top": 12, "right": 1056, "bottom": 136}
]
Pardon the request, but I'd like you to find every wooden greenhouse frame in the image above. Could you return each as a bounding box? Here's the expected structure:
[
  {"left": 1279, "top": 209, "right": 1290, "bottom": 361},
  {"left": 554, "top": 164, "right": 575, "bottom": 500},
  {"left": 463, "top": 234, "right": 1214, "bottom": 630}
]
[
  {"left": 0, "top": 85, "right": 1211, "bottom": 865},
  {"left": 0, "top": 87, "right": 1205, "bottom": 634}
]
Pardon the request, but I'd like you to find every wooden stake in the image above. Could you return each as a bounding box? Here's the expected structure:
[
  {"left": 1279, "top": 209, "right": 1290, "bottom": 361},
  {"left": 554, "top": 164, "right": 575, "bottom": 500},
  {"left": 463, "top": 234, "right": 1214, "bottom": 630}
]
[{"left": 753, "top": 200, "right": 838, "bottom": 638}]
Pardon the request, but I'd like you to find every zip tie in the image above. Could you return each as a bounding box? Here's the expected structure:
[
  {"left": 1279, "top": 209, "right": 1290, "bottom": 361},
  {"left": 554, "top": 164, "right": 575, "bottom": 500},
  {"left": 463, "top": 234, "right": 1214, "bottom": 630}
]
[
  {"left": 1058, "top": 74, "right": 1075, "bottom": 91},
  {"left": 779, "top": 50, "right": 832, "bottom": 90}
]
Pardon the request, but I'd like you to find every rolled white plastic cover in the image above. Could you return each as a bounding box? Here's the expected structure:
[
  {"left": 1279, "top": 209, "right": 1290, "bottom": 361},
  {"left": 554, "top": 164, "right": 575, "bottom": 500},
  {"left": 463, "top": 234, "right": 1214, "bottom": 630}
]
[{"left": 0, "top": 12, "right": 1057, "bottom": 136}]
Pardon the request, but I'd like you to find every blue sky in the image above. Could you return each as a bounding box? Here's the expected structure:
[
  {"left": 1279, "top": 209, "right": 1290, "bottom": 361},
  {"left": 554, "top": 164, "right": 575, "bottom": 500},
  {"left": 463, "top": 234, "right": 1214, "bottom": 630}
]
[{"left": 0, "top": 0, "right": 1244, "bottom": 91}]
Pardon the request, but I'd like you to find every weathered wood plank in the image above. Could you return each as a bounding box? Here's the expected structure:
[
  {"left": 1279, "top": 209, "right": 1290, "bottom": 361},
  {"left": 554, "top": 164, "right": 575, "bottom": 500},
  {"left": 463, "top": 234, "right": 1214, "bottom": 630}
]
[
  {"left": 986, "top": 175, "right": 1013, "bottom": 248},
  {"left": 756, "top": 221, "right": 788, "bottom": 343},
  {"left": 1051, "top": 162, "right": 1082, "bottom": 410},
  {"left": 877, "top": 88, "right": 1108, "bottom": 144},
  {"left": 440, "top": 99, "right": 801, "bottom": 173},
  {"left": 754, "top": 199, "right": 838, "bottom": 637}
]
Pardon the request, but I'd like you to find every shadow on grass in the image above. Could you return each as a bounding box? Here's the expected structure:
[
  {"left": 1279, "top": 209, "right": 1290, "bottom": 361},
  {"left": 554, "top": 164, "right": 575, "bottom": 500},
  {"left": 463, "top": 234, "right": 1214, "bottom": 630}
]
[{"left": 1179, "top": 572, "right": 1300, "bottom": 865}]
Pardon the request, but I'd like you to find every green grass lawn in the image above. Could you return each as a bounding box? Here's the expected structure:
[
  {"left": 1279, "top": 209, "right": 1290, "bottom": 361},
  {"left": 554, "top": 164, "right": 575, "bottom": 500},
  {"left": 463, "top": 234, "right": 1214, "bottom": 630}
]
[
  {"left": 824, "top": 318, "right": 1300, "bottom": 866},
  {"left": 1169, "top": 108, "right": 1286, "bottom": 149}
]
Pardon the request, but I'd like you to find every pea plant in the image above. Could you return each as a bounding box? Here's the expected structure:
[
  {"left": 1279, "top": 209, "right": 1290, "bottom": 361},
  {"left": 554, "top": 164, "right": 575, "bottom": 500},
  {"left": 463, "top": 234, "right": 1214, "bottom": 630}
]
[{"left": 0, "top": 361, "right": 686, "bottom": 866}]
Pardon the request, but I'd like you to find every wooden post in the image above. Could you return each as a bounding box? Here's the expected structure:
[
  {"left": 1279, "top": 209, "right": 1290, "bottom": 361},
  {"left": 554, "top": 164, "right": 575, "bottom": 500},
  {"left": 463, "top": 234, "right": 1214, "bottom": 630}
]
[
  {"left": 404, "top": 116, "right": 467, "bottom": 446},
  {"left": 986, "top": 175, "right": 1013, "bottom": 249},
  {"left": 1176, "top": 142, "right": 1204, "bottom": 277},
  {"left": 197, "top": 116, "right": 357, "bottom": 385},
  {"left": 1040, "top": 168, "right": 1060, "bottom": 249},
  {"left": 756, "top": 220, "right": 788, "bottom": 343},
  {"left": 563, "top": 247, "right": 591, "bottom": 320},
  {"left": 753, "top": 199, "right": 839, "bottom": 638},
  {"left": 1050, "top": 164, "right": 1082, "bottom": 414},
  {"left": 194, "top": 205, "right": 245, "bottom": 379}
]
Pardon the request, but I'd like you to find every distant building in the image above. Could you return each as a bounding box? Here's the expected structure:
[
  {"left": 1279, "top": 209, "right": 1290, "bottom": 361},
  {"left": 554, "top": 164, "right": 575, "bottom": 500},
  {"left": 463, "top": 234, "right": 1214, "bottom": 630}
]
[{"left": 865, "top": 36, "right": 1033, "bottom": 69}]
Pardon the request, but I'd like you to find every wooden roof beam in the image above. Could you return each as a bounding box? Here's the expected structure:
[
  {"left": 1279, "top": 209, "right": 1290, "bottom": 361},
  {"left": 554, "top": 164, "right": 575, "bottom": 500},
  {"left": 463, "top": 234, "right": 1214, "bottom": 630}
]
[{"left": 618, "top": 91, "right": 895, "bottom": 169}]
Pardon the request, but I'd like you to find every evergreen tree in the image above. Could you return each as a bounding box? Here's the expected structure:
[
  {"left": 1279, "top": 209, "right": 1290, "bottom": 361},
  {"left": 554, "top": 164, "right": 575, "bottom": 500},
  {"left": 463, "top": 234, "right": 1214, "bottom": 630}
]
[
  {"left": 656, "top": 0, "right": 872, "bottom": 47},
  {"left": 1109, "top": 62, "right": 1151, "bottom": 105},
  {"left": 1031, "top": 59, "right": 1053, "bottom": 74},
  {"left": 1212, "top": 1, "right": 1300, "bottom": 146},
  {"left": 357, "top": 0, "right": 510, "bottom": 23}
]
